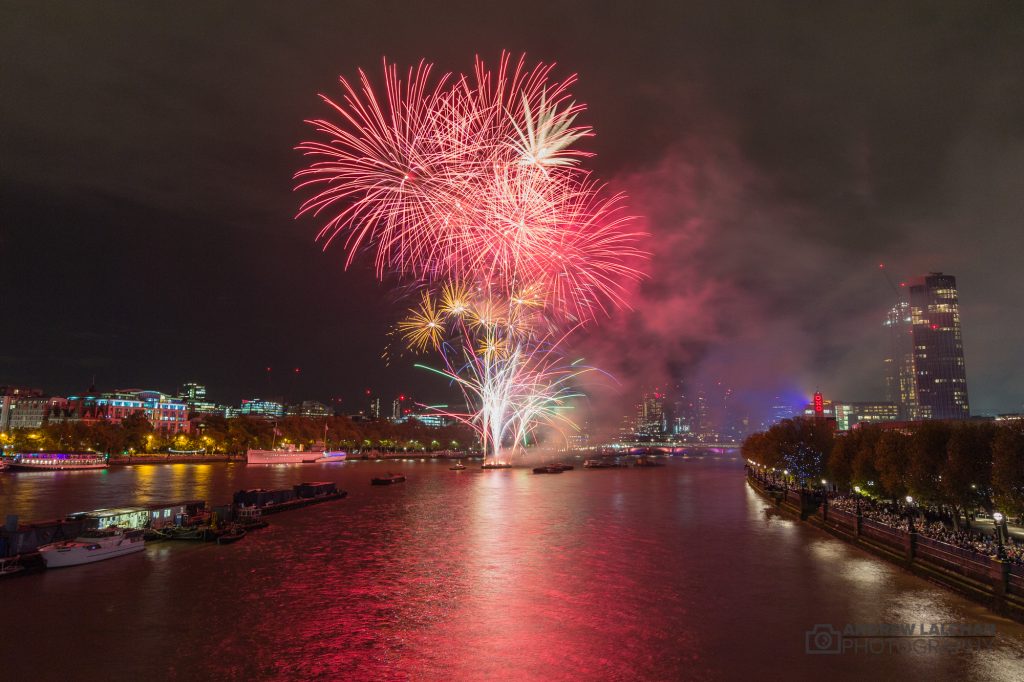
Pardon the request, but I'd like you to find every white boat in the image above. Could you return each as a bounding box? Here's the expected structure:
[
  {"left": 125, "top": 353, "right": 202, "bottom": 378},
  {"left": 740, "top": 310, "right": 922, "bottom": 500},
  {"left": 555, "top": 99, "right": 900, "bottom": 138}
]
[
  {"left": 9, "top": 453, "right": 108, "bottom": 471},
  {"left": 246, "top": 444, "right": 322, "bottom": 464},
  {"left": 39, "top": 528, "right": 145, "bottom": 568},
  {"left": 315, "top": 451, "right": 347, "bottom": 463}
]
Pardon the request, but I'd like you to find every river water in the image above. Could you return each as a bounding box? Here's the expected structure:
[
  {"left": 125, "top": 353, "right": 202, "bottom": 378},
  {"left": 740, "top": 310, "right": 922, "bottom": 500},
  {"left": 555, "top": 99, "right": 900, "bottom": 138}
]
[{"left": 2, "top": 454, "right": 1023, "bottom": 681}]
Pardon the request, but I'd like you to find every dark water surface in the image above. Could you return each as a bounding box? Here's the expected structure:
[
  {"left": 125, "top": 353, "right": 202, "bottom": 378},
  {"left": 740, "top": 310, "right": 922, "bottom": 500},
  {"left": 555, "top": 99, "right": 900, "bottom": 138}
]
[{"left": 2, "top": 455, "right": 1023, "bottom": 681}]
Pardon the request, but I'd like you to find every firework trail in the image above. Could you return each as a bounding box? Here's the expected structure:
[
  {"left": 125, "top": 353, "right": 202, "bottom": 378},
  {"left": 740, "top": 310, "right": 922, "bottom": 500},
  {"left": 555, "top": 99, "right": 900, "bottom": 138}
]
[{"left": 296, "top": 52, "right": 646, "bottom": 461}]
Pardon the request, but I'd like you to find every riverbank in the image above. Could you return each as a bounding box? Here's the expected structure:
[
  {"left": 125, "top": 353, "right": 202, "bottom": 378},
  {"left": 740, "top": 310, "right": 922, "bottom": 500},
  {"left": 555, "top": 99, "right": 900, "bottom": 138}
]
[
  {"left": 746, "top": 470, "right": 1024, "bottom": 623},
  {"left": 109, "top": 454, "right": 244, "bottom": 465},
  {"left": 105, "top": 452, "right": 474, "bottom": 465}
]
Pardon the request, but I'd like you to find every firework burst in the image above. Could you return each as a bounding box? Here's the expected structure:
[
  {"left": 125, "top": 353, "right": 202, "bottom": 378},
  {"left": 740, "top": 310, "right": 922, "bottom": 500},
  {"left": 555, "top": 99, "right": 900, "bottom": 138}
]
[{"left": 296, "top": 52, "right": 647, "bottom": 461}]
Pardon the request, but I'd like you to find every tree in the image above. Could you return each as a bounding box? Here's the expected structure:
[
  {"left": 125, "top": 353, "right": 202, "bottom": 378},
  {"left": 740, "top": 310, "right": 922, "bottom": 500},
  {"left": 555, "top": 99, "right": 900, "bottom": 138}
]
[
  {"left": 775, "top": 418, "right": 834, "bottom": 485},
  {"left": 227, "top": 417, "right": 273, "bottom": 452},
  {"left": 992, "top": 424, "right": 1024, "bottom": 518},
  {"left": 907, "top": 421, "right": 950, "bottom": 504},
  {"left": 827, "top": 432, "right": 857, "bottom": 489},
  {"left": 90, "top": 421, "right": 126, "bottom": 455},
  {"left": 121, "top": 412, "right": 154, "bottom": 452},
  {"left": 874, "top": 430, "right": 911, "bottom": 499},
  {"left": 942, "top": 423, "right": 995, "bottom": 523}
]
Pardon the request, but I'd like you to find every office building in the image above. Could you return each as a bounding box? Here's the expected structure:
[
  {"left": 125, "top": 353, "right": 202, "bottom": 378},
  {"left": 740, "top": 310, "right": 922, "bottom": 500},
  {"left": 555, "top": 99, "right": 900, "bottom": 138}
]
[{"left": 885, "top": 272, "right": 970, "bottom": 420}]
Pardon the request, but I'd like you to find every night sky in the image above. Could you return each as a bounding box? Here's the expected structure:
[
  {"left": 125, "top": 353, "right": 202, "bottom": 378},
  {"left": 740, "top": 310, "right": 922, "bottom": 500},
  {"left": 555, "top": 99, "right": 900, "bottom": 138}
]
[{"left": 2, "top": 2, "right": 1023, "bottom": 418}]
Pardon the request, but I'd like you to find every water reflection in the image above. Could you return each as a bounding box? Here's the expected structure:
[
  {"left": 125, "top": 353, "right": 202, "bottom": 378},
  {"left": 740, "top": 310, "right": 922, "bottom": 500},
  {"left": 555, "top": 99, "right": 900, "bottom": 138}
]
[{"left": 2, "top": 458, "right": 1024, "bottom": 680}]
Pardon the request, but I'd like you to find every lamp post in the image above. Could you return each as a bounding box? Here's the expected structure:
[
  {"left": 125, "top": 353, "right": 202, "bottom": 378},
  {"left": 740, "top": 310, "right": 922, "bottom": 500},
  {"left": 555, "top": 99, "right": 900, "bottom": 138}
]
[
  {"left": 993, "top": 512, "right": 1007, "bottom": 560},
  {"left": 854, "top": 486, "right": 862, "bottom": 515},
  {"left": 905, "top": 495, "right": 915, "bottom": 533}
]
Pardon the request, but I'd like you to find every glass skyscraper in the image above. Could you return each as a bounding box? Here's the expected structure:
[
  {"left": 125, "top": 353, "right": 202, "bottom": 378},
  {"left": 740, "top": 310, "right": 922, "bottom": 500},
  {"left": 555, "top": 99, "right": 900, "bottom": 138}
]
[{"left": 885, "top": 273, "right": 970, "bottom": 420}]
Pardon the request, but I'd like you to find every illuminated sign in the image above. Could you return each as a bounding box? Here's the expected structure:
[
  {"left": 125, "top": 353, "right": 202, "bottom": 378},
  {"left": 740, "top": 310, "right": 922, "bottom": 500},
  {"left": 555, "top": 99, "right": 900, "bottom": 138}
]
[{"left": 813, "top": 392, "right": 824, "bottom": 415}]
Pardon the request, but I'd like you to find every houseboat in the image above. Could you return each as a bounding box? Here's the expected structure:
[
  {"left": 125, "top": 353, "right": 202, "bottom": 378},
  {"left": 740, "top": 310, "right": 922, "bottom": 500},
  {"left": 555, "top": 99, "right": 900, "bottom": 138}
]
[{"left": 9, "top": 453, "right": 108, "bottom": 471}]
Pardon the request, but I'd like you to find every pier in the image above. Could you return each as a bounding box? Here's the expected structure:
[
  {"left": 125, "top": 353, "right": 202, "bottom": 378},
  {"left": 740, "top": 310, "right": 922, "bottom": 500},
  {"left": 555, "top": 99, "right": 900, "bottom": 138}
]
[{"left": 0, "top": 481, "right": 347, "bottom": 574}]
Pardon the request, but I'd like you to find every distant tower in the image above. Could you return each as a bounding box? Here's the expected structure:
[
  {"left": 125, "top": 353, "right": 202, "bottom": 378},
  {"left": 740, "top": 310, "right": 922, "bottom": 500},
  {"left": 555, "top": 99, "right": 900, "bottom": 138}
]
[
  {"left": 635, "top": 390, "right": 666, "bottom": 436},
  {"left": 908, "top": 273, "right": 970, "bottom": 419},
  {"left": 885, "top": 273, "right": 969, "bottom": 420},
  {"left": 884, "top": 300, "right": 920, "bottom": 420}
]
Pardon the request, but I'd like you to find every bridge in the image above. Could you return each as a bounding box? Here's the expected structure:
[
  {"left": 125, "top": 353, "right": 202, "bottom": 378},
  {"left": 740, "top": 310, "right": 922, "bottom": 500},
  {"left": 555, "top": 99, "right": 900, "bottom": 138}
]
[{"left": 587, "top": 442, "right": 742, "bottom": 454}]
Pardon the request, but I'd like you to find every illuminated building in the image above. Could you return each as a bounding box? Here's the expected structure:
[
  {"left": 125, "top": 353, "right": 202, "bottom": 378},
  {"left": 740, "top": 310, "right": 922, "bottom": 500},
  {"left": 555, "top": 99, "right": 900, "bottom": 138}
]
[
  {"left": 54, "top": 389, "right": 190, "bottom": 433},
  {"left": 884, "top": 300, "right": 920, "bottom": 419},
  {"left": 635, "top": 390, "right": 666, "bottom": 436},
  {"left": 833, "top": 402, "right": 899, "bottom": 431},
  {"left": 286, "top": 400, "right": 332, "bottom": 418},
  {"left": 402, "top": 412, "right": 452, "bottom": 428},
  {"left": 178, "top": 382, "right": 222, "bottom": 416},
  {"left": 908, "top": 273, "right": 970, "bottom": 419},
  {"left": 180, "top": 383, "right": 206, "bottom": 402},
  {"left": 885, "top": 273, "right": 970, "bottom": 420},
  {"left": 1, "top": 395, "right": 66, "bottom": 430},
  {"left": 802, "top": 392, "right": 834, "bottom": 418},
  {"left": 239, "top": 398, "right": 284, "bottom": 419}
]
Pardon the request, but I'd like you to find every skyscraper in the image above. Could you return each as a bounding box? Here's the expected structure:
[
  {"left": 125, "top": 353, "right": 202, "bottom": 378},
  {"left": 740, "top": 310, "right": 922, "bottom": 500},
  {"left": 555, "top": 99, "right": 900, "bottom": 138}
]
[
  {"left": 635, "top": 390, "right": 666, "bottom": 436},
  {"left": 908, "top": 273, "right": 970, "bottom": 419},
  {"left": 884, "top": 301, "right": 920, "bottom": 419},
  {"left": 885, "top": 273, "right": 969, "bottom": 420}
]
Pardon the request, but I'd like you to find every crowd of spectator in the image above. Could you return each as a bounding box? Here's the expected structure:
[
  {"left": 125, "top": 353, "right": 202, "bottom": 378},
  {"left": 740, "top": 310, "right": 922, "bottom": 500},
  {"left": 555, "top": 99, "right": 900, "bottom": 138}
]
[
  {"left": 827, "top": 494, "right": 1024, "bottom": 565},
  {"left": 748, "top": 468, "right": 1024, "bottom": 565}
]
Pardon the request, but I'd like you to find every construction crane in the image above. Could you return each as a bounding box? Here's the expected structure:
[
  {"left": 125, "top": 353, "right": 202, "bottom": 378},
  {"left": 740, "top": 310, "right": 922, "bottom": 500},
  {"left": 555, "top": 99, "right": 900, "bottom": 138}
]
[{"left": 878, "top": 263, "right": 905, "bottom": 305}]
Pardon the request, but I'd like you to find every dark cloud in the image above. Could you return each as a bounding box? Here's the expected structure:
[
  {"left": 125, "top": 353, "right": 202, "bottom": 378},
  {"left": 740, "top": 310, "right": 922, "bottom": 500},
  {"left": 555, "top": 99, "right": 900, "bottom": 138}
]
[{"left": 1, "top": 1, "right": 1022, "bottom": 416}]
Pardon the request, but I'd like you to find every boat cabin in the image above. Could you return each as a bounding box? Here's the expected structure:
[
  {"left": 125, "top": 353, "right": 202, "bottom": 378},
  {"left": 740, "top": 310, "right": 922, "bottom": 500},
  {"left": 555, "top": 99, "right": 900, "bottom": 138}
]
[
  {"left": 144, "top": 500, "right": 205, "bottom": 529},
  {"left": 67, "top": 507, "right": 151, "bottom": 531}
]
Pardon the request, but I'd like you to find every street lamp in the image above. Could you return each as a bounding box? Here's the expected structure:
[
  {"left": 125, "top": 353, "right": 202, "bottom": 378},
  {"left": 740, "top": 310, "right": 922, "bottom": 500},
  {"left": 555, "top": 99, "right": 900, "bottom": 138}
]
[
  {"left": 905, "top": 495, "right": 915, "bottom": 532},
  {"left": 993, "top": 512, "right": 1007, "bottom": 560}
]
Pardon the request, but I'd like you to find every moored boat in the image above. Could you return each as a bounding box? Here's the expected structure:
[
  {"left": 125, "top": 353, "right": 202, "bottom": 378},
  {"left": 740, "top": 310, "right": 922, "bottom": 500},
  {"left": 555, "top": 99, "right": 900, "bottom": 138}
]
[
  {"left": 246, "top": 444, "right": 323, "bottom": 464},
  {"left": 481, "top": 462, "right": 512, "bottom": 469},
  {"left": 315, "top": 451, "right": 347, "bottom": 463},
  {"left": 583, "top": 459, "right": 628, "bottom": 469},
  {"left": 216, "top": 527, "right": 246, "bottom": 545},
  {"left": 449, "top": 462, "right": 467, "bottom": 471},
  {"left": 371, "top": 473, "right": 406, "bottom": 485},
  {"left": 9, "top": 453, "right": 107, "bottom": 471},
  {"left": 533, "top": 465, "right": 565, "bottom": 474},
  {"left": 38, "top": 527, "right": 145, "bottom": 568}
]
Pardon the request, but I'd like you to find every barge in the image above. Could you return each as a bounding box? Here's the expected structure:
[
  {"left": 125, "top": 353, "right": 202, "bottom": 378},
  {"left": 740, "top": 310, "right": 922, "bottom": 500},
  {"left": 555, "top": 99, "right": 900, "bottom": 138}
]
[{"left": 9, "top": 453, "right": 108, "bottom": 471}]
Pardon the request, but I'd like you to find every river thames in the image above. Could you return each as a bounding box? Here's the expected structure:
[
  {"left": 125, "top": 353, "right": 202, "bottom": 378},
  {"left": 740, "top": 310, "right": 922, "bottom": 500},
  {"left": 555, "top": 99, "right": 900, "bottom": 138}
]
[{"left": 2, "top": 454, "right": 1023, "bottom": 680}]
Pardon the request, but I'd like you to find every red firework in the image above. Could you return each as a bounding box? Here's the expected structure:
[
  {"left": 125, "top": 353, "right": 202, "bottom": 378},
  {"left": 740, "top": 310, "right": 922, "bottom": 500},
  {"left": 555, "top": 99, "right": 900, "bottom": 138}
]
[{"left": 295, "top": 51, "right": 645, "bottom": 323}]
